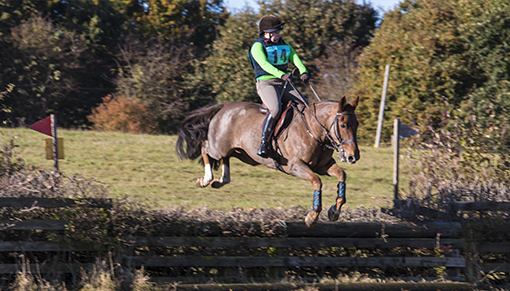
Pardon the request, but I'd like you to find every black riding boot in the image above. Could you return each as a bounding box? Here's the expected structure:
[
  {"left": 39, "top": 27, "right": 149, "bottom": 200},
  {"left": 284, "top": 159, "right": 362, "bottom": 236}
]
[{"left": 257, "top": 113, "right": 276, "bottom": 158}]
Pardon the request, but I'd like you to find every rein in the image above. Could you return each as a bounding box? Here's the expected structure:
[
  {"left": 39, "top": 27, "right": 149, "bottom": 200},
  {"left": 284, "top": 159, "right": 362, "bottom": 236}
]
[
  {"left": 283, "top": 70, "right": 356, "bottom": 157},
  {"left": 293, "top": 102, "right": 357, "bottom": 153},
  {"left": 286, "top": 81, "right": 341, "bottom": 149}
]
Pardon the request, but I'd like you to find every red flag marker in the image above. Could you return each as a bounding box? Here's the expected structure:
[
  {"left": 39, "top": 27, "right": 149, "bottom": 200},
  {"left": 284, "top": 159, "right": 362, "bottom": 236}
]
[{"left": 29, "top": 116, "right": 53, "bottom": 136}]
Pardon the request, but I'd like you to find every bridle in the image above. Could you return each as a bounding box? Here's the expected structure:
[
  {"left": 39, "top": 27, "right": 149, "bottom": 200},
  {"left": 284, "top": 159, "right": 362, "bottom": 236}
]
[
  {"left": 295, "top": 103, "right": 357, "bottom": 154},
  {"left": 331, "top": 112, "right": 357, "bottom": 161},
  {"left": 284, "top": 74, "right": 357, "bottom": 160},
  {"left": 332, "top": 112, "right": 358, "bottom": 147}
]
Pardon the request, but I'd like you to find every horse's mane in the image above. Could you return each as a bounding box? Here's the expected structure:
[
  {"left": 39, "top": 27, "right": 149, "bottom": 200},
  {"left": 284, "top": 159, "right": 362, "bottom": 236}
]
[{"left": 313, "top": 99, "right": 356, "bottom": 113}]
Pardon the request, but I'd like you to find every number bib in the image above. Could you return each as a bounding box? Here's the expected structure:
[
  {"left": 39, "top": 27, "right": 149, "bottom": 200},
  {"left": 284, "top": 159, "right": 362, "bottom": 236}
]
[{"left": 265, "top": 44, "right": 291, "bottom": 66}]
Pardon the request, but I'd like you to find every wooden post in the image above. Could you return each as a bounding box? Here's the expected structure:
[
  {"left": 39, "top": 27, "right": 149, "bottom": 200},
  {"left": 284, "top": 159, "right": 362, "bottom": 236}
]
[
  {"left": 393, "top": 119, "right": 400, "bottom": 201},
  {"left": 374, "top": 64, "right": 390, "bottom": 148},
  {"left": 446, "top": 249, "right": 461, "bottom": 279},
  {"left": 464, "top": 242, "right": 475, "bottom": 283},
  {"left": 50, "top": 114, "right": 59, "bottom": 172}
]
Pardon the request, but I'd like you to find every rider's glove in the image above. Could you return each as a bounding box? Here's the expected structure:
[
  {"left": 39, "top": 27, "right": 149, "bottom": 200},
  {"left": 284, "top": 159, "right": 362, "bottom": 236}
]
[
  {"left": 300, "top": 73, "right": 310, "bottom": 84},
  {"left": 281, "top": 74, "right": 292, "bottom": 83}
]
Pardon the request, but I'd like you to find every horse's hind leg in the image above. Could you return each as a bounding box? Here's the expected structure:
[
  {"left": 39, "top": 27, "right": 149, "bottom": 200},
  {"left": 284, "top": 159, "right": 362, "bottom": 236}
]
[
  {"left": 211, "top": 158, "right": 231, "bottom": 188},
  {"left": 325, "top": 163, "right": 347, "bottom": 222},
  {"left": 196, "top": 147, "right": 214, "bottom": 188}
]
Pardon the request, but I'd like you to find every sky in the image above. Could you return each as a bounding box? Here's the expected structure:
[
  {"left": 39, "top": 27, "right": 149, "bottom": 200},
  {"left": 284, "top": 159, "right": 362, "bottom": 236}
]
[{"left": 225, "top": 0, "right": 402, "bottom": 14}]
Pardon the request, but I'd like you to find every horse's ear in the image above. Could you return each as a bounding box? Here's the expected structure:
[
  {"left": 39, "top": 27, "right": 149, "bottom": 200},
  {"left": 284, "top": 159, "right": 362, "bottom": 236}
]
[
  {"left": 350, "top": 96, "right": 360, "bottom": 110},
  {"left": 339, "top": 96, "right": 347, "bottom": 112}
]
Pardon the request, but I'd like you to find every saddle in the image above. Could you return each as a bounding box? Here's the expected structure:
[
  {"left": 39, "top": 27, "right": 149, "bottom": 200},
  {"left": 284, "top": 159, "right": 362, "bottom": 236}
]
[{"left": 259, "top": 101, "right": 295, "bottom": 139}]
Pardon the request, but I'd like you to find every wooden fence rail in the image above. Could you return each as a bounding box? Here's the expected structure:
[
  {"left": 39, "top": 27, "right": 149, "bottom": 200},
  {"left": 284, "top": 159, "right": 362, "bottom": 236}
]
[
  {"left": 125, "top": 256, "right": 466, "bottom": 268},
  {"left": 128, "top": 236, "right": 465, "bottom": 249},
  {"left": 1, "top": 197, "right": 509, "bottom": 285},
  {"left": 450, "top": 201, "right": 510, "bottom": 212}
]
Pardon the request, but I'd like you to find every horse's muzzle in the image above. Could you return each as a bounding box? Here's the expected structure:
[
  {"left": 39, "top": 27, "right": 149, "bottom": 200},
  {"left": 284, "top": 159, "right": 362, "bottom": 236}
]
[
  {"left": 339, "top": 148, "right": 359, "bottom": 164},
  {"left": 347, "top": 155, "right": 358, "bottom": 164},
  {"left": 345, "top": 147, "right": 360, "bottom": 164}
]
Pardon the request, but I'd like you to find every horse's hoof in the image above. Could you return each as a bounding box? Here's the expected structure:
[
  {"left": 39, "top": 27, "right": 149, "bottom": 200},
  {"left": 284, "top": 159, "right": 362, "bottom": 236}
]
[
  {"left": 196, "top": 177, "right": 210, "bottom": 188},
  {"left": 327, "top": 205, "right": 341, "bottom": 221},
  {"left": 211, "top": 178, "right": 230, "bottom": 188},
  {"left": 305, "top": 211, "right": 320, "bottom": 228},
  {"left": 211, "top": 180, "right": 223, "bottom": 188}
]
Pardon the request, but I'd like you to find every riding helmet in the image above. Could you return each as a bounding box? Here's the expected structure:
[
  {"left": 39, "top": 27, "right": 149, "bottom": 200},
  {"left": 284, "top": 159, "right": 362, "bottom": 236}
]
[{"left": 258, "top": 15, "right": 285, "bottom": 35}]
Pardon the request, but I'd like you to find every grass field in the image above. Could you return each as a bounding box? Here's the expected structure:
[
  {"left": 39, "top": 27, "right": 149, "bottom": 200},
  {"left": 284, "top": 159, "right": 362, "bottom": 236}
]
[{"left": 0, "top": 127, "right": 403, "bottom": 210}]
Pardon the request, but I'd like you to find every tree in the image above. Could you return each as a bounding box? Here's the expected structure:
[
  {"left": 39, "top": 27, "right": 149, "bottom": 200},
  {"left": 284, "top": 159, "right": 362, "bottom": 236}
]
[
  {"left": 129, "top": 0, "right": 227, "bottom": 53},
  {"left": 194, "top": 0, "right": 377, "bottom": 105},
  {"left": 0, "top": 0, "right": 46, "bottom": 36},
  {"left": 263, "top": 0, "right": 377, "bottom": 102},
  {"left": 352, "top": 0, "right": 510, "bottom": 141},
  {"left": 312, "top": 43, "right": 362, "bottom": 101},
  {"left": 88, "top": 94, "right": 155, "bottom": 133},
  {"left": 0, "top": 16, "right": 90, "bottom": 126},
  {"left": 192, "top": 9, "right": 260, "bottom": 104},
  {"left": 0, "top": 0, "right": 228, "bottom": 131},
  {"left": 456, "top": 0, "right": 510, "bottom": 131},
  {"left": 0, "top": 0, "right": 126, "bottom": 127},
  {"left": 263, "top": 0, "right": 377, "bottom": 61},
  {"left": 113, "top": 37, "right": 193, "bottom": 133}
]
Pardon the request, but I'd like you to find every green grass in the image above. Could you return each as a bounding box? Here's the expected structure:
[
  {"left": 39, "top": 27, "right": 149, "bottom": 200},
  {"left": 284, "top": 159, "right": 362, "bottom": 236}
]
[{"left": 1, "top": 127, "right": 401, "bottom": 210}]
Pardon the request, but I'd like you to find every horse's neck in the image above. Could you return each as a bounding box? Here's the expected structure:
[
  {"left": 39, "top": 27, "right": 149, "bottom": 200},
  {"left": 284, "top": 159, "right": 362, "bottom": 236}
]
[
  {"left": 302, "top": 102, "right": 337, "bottom": 137},
  {"left": 306, "top": 102, "right": 337, "bottom": 124}
]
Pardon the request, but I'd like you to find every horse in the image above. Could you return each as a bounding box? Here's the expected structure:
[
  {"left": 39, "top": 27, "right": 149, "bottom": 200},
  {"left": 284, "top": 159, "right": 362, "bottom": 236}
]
[{"left": 176, "top": 96, "right": 360, "bottom": 227}]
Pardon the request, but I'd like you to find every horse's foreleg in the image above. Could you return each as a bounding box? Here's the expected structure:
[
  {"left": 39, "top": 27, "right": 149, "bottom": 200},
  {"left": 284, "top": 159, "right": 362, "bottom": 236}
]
[
  {"left": 211, "top": 158, "right": 231, "bottom": 188},
  {"left": 289, "top": 161, "right": 323, "bottom": 228},
  {"left": 325, "top": 163, "right": 347, "bottom": 221},
  {"left": 305, "top": 188, "right": 322, "bottom": 227},
  {"left": 196, "top": 147, "right": 214, "bottom": 188}
]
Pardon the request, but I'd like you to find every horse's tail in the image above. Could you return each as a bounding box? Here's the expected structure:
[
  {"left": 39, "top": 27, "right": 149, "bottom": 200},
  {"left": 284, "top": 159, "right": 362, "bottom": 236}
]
[{"left": 176, "top": 103, "right": 225, "bottom": 160}]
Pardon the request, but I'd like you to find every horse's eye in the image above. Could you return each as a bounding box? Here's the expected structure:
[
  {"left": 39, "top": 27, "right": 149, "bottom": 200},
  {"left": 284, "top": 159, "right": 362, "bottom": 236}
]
[{"left": 340, "top": 124, "right": 347, "bottom": 129}]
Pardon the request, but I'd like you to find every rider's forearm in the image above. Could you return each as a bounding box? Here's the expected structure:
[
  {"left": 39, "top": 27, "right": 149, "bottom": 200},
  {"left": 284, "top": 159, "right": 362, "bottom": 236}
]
[{"left": 288, "top": 45, "right": 308, "bottom": 75}]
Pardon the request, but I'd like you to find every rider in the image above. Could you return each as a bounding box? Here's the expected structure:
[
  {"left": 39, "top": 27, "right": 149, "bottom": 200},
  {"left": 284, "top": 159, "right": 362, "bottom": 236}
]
[{"left": 249, "top": 15, "right": 310, "bottom": 158}]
